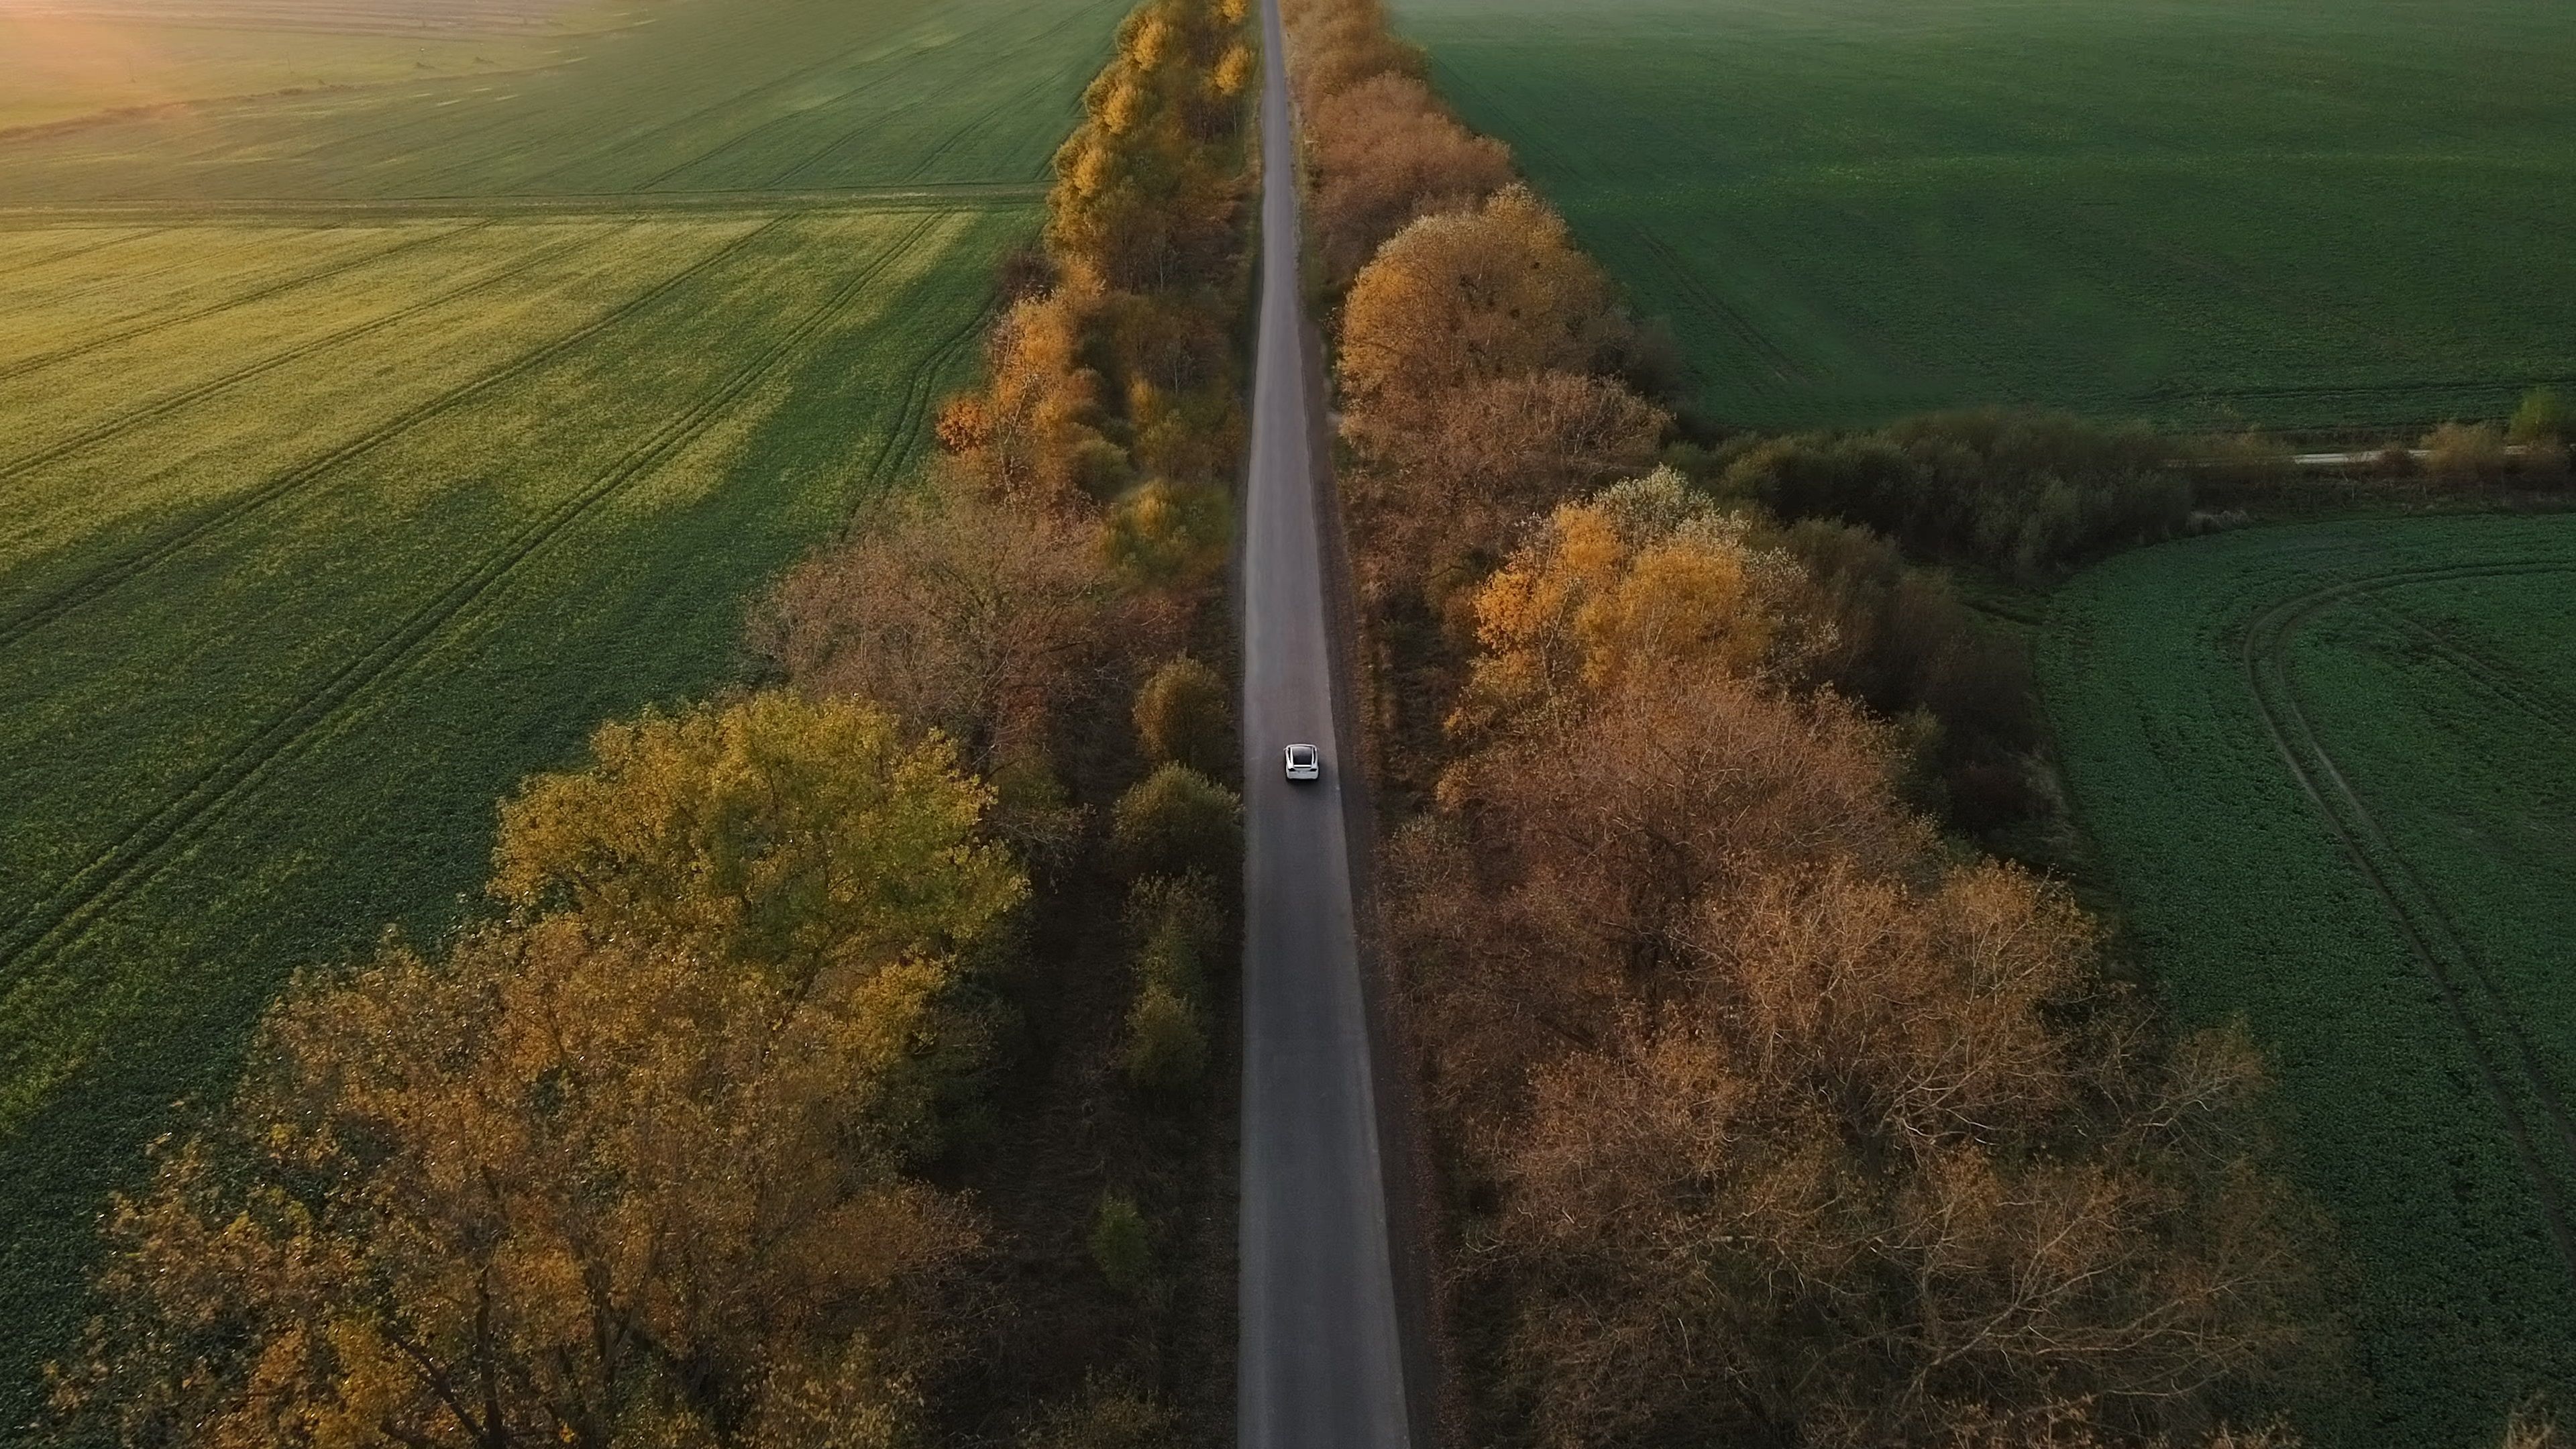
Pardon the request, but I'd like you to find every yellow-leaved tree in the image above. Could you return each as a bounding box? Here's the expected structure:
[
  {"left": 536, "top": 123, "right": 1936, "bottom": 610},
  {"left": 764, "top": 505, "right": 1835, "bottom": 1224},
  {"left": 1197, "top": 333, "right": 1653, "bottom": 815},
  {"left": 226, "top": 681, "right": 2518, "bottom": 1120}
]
[
  {"left": 1450, "top": 468, "right": 1815, "bottom": 739},
  {"left": 52, "top": 693, "right": 1023, "bottom": 1449}
]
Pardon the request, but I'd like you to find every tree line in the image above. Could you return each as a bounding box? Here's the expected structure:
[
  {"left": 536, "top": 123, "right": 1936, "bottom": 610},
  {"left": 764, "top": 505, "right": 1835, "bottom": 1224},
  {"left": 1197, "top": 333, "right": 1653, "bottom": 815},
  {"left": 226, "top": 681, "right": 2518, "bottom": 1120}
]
[
  {"left": 1279, "top": 1, "right": 2359, "bottom": 1445},
  {"left": 44, "top": 1, "right": 1260, "bottom": 1445}
]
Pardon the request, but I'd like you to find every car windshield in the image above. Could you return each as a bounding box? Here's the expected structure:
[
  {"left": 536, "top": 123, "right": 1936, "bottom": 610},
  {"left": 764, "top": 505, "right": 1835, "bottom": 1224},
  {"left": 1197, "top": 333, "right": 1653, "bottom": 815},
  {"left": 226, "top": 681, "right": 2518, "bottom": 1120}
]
[{"left": 1291, "top": 747, "right": 1313, "bottom": 763}]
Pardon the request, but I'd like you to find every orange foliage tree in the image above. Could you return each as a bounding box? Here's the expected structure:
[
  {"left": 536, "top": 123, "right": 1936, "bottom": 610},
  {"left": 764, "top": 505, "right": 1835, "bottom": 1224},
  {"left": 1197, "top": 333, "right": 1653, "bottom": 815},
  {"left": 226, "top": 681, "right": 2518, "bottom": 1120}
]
[
  {"left": 53, "top": 695, "right": 1025, "bottom": 1449},
  {"left": 1386, "top": 476, "right": 2311, "bottom": 1449}
]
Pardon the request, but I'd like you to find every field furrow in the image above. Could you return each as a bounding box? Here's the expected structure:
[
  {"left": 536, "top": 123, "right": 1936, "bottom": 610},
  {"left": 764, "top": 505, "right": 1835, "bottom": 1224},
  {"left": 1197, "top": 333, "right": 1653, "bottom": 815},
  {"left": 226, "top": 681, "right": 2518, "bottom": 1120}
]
[
  {"left": 0, "top": 229, "right": 602, "bottom": 484},
  {"left": 0, "top": 217, "right": 781, "bottom": 643},
  {"left": 0, "top": 213, "right": 938, "bottom": 999}
]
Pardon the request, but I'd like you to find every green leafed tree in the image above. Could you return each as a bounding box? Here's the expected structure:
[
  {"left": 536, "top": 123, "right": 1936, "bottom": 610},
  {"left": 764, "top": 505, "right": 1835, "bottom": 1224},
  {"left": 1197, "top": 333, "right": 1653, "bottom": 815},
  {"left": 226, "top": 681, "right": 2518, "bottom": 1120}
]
[{"left": 1133, "top": 655, "right": 1233, "bottom": 775}]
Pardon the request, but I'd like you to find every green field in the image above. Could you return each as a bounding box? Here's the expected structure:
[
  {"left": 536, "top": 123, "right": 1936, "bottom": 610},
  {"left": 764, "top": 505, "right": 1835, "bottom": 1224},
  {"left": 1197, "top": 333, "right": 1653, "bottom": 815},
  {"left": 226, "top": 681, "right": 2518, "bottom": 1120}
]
[
  {"left": 2042, "top": 514, "right": 2576, "bottom": 1446},
  {"left": 0, "top": 0, "right": 1126, "bottom": 1420},
  {"left": 1391, "top": 0, "right": 2576, "bottom": 433}
]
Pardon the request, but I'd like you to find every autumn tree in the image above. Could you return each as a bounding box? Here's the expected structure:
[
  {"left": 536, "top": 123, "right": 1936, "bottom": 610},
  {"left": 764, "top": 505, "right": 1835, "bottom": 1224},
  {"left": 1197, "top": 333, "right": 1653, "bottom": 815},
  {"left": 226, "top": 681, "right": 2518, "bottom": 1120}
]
[
  {"left": 1305, "top": 71, "right": 1514, "bottom": 284},
  {"left": 56, "top": 693, "right": 1025, "bottom": 1449},
  {"left": 1355, "top": 370, "right": 1668, "bottom": 594},
  {"left": 1282, "top": 0, "right": 1421, "bottom": 107},
  {"left": 1133, "top": 654, "right": 1234, "bottom": 775},
  {"left": 1111, "top": 763, "right": 1241, "bottom": 879},
  {"left": 1385, "top": 472, "right": 2311, "bottom": 1447},
  {"left": 759, "top": 482, "right": 1176, "bottom": 778},
  {"left": 1099, "top": 477, "right": 1232, "bottom": 589},
  {"left": 1338, "top": 184, "right": 1619, "bottom": 451},
  {"left": 1450, "top": 469, "right": 1813, "bottom": 738},
  {"left": 1047, "top": 0, "right": 1249, "bottom": 293}
]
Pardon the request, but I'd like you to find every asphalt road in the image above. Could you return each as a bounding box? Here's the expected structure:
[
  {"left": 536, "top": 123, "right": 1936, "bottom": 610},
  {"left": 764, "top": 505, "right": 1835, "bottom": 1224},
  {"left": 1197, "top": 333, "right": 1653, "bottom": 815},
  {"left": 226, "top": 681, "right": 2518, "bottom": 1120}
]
[{"left": 1234, "top": 0, "right": 1414, "bottom": 1444}]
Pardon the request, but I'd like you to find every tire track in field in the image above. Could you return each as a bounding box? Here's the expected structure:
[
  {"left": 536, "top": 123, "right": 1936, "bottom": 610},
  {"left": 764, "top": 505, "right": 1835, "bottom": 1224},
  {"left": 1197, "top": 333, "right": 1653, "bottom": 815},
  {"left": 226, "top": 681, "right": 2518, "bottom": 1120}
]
[
  {"left": 896, "top": 65, "right": 1071, "bottom": 186},
  {"left": 2243, "top": 556, "right": 2576, "bottom": 1277},
  {"left": 2350, "top": 594, "right": 2576, "bottom": 741},
  {"left": 506, "top": 23, "right": 938, "bottom": 196},
  {"left": 0, "top": 216, "right": 789, "bottom": 654},
  {"left": 1623, "top": 225, "right": 1807, "bottom": 392},
  {"left": 0, "top": 225, "right": 168, "bottom": 282},
  {"left": 855, "top": 293, "right": 994, "bottom": 494},
  {"left": 769, "top": 16, "right": 1089, "bottom": 193},
  {"left": 0, "top": 229, "right": 600, "bottom": 486},
  {"left": 0, "top": 211, "right": 946, "bottom": 986},
  {"left": 0, "top": 220, "right": 485, "bottom": 385}
]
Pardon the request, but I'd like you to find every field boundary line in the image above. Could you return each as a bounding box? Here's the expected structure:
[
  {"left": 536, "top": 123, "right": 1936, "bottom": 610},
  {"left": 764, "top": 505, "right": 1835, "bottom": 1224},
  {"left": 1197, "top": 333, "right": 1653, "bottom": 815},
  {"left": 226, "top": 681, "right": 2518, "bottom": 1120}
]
[
  {"left": 0, "top": 211, "right": 950, "bottom": 997},
  {"left": 0, "top": 215, "right": 791, "bottom": 653},
  {"left": 0, "top": 229, "right": 603, "bottom": 486},
  {"left": 2242, "top": 557, "right": 2576, "bottom": 1278},
  {"left": 0, "top": 219, "right": 488, "bottom": 386}
]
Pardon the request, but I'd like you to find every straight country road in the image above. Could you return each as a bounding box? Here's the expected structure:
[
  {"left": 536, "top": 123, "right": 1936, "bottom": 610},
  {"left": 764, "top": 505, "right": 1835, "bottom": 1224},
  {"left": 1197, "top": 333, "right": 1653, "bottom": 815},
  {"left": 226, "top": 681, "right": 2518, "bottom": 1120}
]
[{"left": 1235, "top": 0, "right": 1415, "bottom": 1443}]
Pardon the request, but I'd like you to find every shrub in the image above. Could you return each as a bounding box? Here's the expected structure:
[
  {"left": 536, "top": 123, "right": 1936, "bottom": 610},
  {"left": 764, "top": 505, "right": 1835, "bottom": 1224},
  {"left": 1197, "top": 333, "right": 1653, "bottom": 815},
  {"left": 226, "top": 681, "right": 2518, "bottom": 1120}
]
[
  {"left": 1021, "top": 1376, "right": 1182, "bottom": 1449},
  {"left": 2510, "top": 385, "right": 2570, "bottom": 444},
  {"left": 2195, "top": 427, "right": 2296, "bottom": 485},
  {"left": 1120, "top": 981, "right": 1210, "bottom": 1092},
  {"left": 1111, "top": 763, "right": 1242, "bottom": 877},
  {"left": 1088, "top": 1190, "right": 1154, "bottom": 1297},
  {"left": 1128, "top": 873, "right": 1226, "bottom": 996},
  {"left": 1101, "top": 478, "right": 1232, "bottom": 588},
  {"left": 2421, "top": 420, "right": 2512, "bottom": 483},
  {"left": 1134, "top": 655, "right": 1233, "bottom": 775},
  {"left": 1726, "top": 409, "right": 2190, "bottom": 577}
]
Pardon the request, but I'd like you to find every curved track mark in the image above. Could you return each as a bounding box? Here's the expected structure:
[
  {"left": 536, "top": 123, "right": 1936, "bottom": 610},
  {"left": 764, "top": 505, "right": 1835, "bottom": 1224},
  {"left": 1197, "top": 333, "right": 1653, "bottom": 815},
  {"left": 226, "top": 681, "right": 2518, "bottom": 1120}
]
[
  {"left": 0, "top": 212, "right": 945, "bottom": 983},
  {"left": 2242, "top": 556, "right": 2576, "bottom": 1277},
  {"left": 0, "top": 216, "right": 789, "bottom": 653}
]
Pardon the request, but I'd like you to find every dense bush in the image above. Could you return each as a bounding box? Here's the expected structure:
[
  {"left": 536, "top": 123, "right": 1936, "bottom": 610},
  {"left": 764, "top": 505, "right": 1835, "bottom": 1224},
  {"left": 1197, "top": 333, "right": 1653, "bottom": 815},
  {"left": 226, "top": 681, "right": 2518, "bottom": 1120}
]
[
  {"left": 1723, "top": 409, "right": 2194, "bottom": 576},
  {"left": 1120, "top": 981, "right": 1211, "bottom": 1092},
  {"left": 1087, "top": 1190, "right": 1155, "bottom": 1297},
  {"left": 1133, "top": 655, "right": 1234, "bottom": 775},
  {"left": 1110, "top": 764, "right": 1242, "bottom": 879},
  {"left": 2421, "top": 420, "right": 2514, "bottom": 483},
  {"left": 2510, "top": 385, "right": 2569, "bottom": 445}
]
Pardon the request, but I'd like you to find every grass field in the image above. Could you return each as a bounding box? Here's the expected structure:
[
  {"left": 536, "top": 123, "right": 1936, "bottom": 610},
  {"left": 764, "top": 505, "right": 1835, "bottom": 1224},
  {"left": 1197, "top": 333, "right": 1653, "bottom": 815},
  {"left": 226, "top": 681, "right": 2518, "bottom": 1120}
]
[
  {"left": 1391, "top": 0, "right": 2576, "bottom": 435},
  {"left": 2041, "top": 514, "right": 2576, "bottom": 1446},
  {"left": 0, "top": 0, "right": 1128, "bottom": 1422}
]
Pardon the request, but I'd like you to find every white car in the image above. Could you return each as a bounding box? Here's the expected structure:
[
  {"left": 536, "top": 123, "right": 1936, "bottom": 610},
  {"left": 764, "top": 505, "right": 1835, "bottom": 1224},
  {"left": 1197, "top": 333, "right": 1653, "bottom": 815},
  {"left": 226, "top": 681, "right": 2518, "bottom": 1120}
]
[{"left": 1283, "top": 743, "right": 1322, "bottom": 782}]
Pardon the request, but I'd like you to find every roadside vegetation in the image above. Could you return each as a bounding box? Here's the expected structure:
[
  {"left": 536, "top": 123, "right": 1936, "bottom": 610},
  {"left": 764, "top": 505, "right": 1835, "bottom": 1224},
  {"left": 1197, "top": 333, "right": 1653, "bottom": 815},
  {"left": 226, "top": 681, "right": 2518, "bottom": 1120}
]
[
  {"left": 0, "top": 0, "right": 1116, "bottom": 1411},
  {"left": 32, "top": 0, "right": 1256, "bottom": 1442},
  {"left": 1282, "top": 1, "right": 2353, "bottom": 1444}
]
